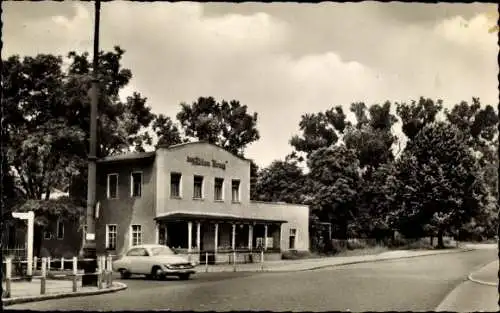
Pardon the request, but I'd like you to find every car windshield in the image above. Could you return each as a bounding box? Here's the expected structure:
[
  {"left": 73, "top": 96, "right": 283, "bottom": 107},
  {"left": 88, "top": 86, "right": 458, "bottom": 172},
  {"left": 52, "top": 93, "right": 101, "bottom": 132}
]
[{"left": 150, "top": 246, "right": 176, "bottom": 256}]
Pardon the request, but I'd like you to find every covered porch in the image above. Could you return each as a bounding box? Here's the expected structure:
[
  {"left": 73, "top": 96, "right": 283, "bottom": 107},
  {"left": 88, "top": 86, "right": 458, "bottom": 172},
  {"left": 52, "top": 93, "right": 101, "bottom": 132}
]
[{"left": 154, "top": 212, "right": 286, "bottom": 263}]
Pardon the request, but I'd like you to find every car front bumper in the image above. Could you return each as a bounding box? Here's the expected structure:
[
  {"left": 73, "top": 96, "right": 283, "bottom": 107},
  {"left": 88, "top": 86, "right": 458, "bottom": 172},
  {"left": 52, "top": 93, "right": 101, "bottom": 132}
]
[{"left": 162, "top": 267, "right": 196, "bottom": 275}]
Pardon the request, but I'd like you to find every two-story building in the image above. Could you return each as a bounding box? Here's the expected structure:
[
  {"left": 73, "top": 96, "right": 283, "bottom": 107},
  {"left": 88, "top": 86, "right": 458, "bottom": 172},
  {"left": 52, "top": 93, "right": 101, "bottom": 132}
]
[{"left": 93, "top": 141, "right": 309, "bottom": 263}]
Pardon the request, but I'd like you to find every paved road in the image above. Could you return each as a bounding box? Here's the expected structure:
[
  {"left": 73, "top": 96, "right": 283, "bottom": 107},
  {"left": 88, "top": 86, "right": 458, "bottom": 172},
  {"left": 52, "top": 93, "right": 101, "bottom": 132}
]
[{"left": 7, "top": 249, "right": 496, "bottom": 311}]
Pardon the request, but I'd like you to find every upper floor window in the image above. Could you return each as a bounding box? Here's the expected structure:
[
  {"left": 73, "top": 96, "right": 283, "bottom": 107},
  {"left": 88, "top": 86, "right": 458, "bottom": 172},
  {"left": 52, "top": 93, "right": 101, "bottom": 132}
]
[
  {"left": 131, "top": 172, "right": 142, "bottom": 197},
  {"left": 107, "top": 173, "right": 119, "bottom": 199},
  {"left": 231, "top": 179, "right": 240, "bottom": 202},
  {"left": 193, "top": 175, "right": 204, "bottom": 199},
  {"left": 214, "top": 178, "right": 224, "bottom": 201},
  {"left": 170, "top": 173, "right": 181, "bottom": 198}
]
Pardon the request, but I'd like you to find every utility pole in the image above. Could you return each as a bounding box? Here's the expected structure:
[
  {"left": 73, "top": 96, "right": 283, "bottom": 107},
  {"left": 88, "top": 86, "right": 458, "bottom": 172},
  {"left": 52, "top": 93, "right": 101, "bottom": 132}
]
[{"left": 82, "top": 0, "right": 101, "bottom": 287}]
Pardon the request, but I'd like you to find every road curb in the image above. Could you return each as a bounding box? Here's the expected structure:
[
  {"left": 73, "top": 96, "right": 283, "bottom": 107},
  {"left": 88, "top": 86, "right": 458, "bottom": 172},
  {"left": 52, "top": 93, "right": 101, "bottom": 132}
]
[
  {"left": 205, "top": 248, "right": 475, "bottom": 274},
  {"left": 468, "top": 261, "right": 498, "bottom": 287},
  {"left": 285, "top": 248, "right": 475, "bottom": 273},
  {"left": 2, "top": 282, "right": 128, "bottom": 306}
]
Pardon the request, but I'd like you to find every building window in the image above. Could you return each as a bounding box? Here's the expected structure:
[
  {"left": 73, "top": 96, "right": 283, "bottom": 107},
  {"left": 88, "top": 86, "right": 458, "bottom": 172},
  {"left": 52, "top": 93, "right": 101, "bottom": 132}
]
[
  {"left": 131, "top": 225, "right": 142, "bottom": 246},
  {"left": 106, "top": 224, "right": 117, "bottom": 250},
  {"left": 193, "top": 175, "right": 204, "bottom": 199},
  {"left": 107, "top": 173, "right": 119, "bottom": 199},
  {"left": 289, "top": 228, "right": 297, "bottom": 250},
  {"left": 56, "top": 220, "right": 64, "bottom": 240},
  {"left": 131, "top": 172, "right": 142, "bottom": 197},
  {"left": 170, "top": 173, "right": 181, "bottom": 198},
  {"left": 214, "top": 178, "right": 224, "bottom": 201},
  {"left": 231, "top": 179, "right": 240, "bottom": 202}
]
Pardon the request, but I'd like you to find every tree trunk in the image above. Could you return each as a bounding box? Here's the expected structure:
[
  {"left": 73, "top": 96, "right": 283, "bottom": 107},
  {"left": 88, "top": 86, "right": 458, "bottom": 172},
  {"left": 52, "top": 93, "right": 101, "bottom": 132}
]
[
  {"left": 430, "top": 236, "right": 434, "bottom": 246},
  {"left": 437, "top": 229, "right": 444, "bottom": 249}
]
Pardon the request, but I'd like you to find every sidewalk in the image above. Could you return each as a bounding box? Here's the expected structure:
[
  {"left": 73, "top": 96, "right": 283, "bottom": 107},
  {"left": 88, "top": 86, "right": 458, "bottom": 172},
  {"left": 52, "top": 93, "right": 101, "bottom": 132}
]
[
  {"left": 436, "top": 260, "right": 499, "bottom": 312},
  {"left": 2, "top": 278, "right": 127, "bottom": 306},
  {"left": 200, "top": 247, "right": 473, "bottom": 273}
]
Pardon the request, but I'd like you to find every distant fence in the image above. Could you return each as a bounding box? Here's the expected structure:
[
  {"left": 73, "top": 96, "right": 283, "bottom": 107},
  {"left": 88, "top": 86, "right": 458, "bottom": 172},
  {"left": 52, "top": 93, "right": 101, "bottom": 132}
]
[
  {"left": 176, "top": 248, "right": 281, "bottom": 265},
  {"left": 186, "top": 250, "right": 268, "bottom": 273},
  {"left": 2, "top": 256, "right": 113, "bottom": 299}
]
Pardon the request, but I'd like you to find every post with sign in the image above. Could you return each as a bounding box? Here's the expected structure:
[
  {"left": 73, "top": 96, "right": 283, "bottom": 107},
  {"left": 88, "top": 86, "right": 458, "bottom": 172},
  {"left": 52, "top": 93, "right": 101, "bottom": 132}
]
[
  {"left": 82, "top": 0, "right": 101, "bottom": 287},
  {"left": 12, "top": 211, "right": 34, "bottom": 277}
]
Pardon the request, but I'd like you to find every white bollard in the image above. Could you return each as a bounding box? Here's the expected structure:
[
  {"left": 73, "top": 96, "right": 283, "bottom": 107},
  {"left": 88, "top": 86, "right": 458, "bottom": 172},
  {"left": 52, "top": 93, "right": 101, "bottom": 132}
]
[
  {"left": 61, "top": 257, "right": 65, "bottom": 270},
  {"left": 260, "top": 250, "right": 264, "bottom": 271},
  {"left": 233, "top": 251, "right": 237, "bottom": 272},
  {"left": 5, "top": 258, "right": 12, "bottom": 298},
  {"left": 33, "top": 256, "right": 38, "bottom": 271},
  {"left": 106, "top": 255, "right": 113, "bottom": 287},
  {"left": 41, "top": 258, "right": 47, "bottom": 294},
  {"left": 47, "top": 257, "right": 51, "bottom": 272},
  {"left": 97, "top": 256, "right": 103, "bottom": 289},
  {"left": 72, "top": 257, "right": 78, "bottom": 292},
  {"left": 205, "top": 252, "right": 209, "bottom": 273}
]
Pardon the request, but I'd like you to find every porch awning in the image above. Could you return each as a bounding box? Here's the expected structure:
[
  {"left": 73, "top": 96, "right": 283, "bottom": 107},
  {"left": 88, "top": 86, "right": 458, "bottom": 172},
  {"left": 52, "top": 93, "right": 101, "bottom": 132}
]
[{"left": 154, "top": 211, "right": 287, "bottom": 224}]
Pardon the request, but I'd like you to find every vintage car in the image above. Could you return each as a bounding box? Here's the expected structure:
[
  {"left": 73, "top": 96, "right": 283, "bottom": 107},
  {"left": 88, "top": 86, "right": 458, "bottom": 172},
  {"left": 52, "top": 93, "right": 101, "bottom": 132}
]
[{"left": 112, "top": 244, "right": 196, "bottom": 280}]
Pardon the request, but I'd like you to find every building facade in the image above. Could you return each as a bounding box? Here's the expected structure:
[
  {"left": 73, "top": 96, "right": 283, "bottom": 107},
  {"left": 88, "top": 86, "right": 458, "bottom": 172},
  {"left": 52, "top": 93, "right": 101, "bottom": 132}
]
[{"left": 94, "top": 142, "right": 309, "bottom": 262}]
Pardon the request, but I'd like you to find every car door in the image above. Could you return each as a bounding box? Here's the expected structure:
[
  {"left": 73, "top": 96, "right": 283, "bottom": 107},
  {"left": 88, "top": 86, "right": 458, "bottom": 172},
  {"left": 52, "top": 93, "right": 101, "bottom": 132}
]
[
  {"left": 125, "top": 248, "right": 143, "bottom": 273},
  {"left": 135, "top": 248, "right": 151, "bottom": 274}
]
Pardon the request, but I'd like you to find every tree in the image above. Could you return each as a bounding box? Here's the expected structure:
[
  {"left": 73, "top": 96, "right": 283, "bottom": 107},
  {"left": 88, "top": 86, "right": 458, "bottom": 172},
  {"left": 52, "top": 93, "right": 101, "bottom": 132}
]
[
  {"left": 64, "top": 47, "right": 156, "bottom": 157},
  {"left": 355, "top": 162, "right": 400, "bottom": 239},
  {"left": 394, "top": 122, "right": 488, "bottom": 247},
  {"left": 344, "top": 101, "right": 397, "bottom": 172},
  {"left": 396, "top": 97, "right": 443, "bottom": 142},
  {"left": 249, "top": 160, "right": 259, "bottom": 200},
  {"left": 290, "top": 106, "right": 349, "bottom": 156},
  {"left": 445, "top": 98, "right": 498, "bottom": 198},
  {"left": 252, "top": 156, "right": 306, "bottom": 204},
  {"left": 152, "top": 114, "right": 184, "bottom": 148},
  {"left": 2, "top": 47, "right": 158, "bottom": 254},
  {"left": 2, "top": 54, "right": 87, "bottom": 201},
  {"left": 176, "top": 97, "right": 260, "bottom": 156},
  {"left": 307, "top": 145, "right": 362, "bottom": 239}
]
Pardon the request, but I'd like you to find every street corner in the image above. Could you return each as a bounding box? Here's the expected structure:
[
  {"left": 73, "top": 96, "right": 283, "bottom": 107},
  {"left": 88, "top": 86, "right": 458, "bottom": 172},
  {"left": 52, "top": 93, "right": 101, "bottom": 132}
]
[
  {"left": 468, "top": 260, "right": 498, "bottom": 286},
  {"left": 2, "top": 282, "right": 128, "bottom": 306}
]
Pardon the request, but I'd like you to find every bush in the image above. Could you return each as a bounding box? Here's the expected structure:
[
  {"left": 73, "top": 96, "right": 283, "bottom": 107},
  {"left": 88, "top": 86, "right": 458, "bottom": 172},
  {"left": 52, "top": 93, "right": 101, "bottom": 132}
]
[
  {"left": 346, "top": 239, "right": 368, "bottom": 250},
  {"left": 281, "top": 250, "right": 313, "bottom": 260}
]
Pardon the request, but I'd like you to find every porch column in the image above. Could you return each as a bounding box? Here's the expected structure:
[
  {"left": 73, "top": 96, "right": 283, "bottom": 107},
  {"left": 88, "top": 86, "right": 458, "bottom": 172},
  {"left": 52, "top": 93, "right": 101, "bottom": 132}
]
[
  {"left": 196, "top": 222, "right": 201, "bottom": 251},
  {"left": 264, "top": 224, "right": 268, "bottom": 251},
  {"left": 248, "top": 224, "right": 253, "bottom": 250},
  {"left": 214, "top": 223, "right": 219, "bottom": 254},
  {"left": 188, "top": 221, "right": 193, "bottom": 253},
  {"left": 231, "top": 223, "right": 236, "bottom": 250},
  {"left": 164, "top": 224, "right": 168, "bottom": 246}
]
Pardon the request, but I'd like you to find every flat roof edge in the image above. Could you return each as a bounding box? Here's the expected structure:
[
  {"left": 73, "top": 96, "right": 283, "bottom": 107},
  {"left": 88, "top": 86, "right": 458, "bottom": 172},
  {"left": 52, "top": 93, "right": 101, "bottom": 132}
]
[{"left": 250, "top": 200, "right": 309, "bottom": 208}]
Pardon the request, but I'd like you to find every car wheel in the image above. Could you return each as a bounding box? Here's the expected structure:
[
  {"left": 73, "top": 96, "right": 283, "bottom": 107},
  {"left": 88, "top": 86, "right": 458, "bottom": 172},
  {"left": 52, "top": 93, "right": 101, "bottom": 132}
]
[
  {"left": 119, "top": 269, "right": 131, "bottom": 279},
  {"left": 178, "top": 273, "right": 190, "bottom": 280},
  {"left": 152, "top": 266, "right": 165, "bottom": 280}
]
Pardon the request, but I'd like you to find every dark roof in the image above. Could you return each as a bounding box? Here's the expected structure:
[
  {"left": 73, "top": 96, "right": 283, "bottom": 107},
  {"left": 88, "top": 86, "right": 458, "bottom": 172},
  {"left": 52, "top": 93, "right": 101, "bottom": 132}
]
[
  {"left": 97, "top": 151, "right": 156, "bottom": 164},
  {"left": 154, "top": 211, "right": 287, "bottom": 224}
]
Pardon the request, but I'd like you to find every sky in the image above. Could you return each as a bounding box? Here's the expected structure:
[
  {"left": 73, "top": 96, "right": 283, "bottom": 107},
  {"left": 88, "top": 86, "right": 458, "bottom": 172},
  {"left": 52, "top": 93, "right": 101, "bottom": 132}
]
[{"left": 3, "top": 2, "right": 499, "bottom": 168}]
